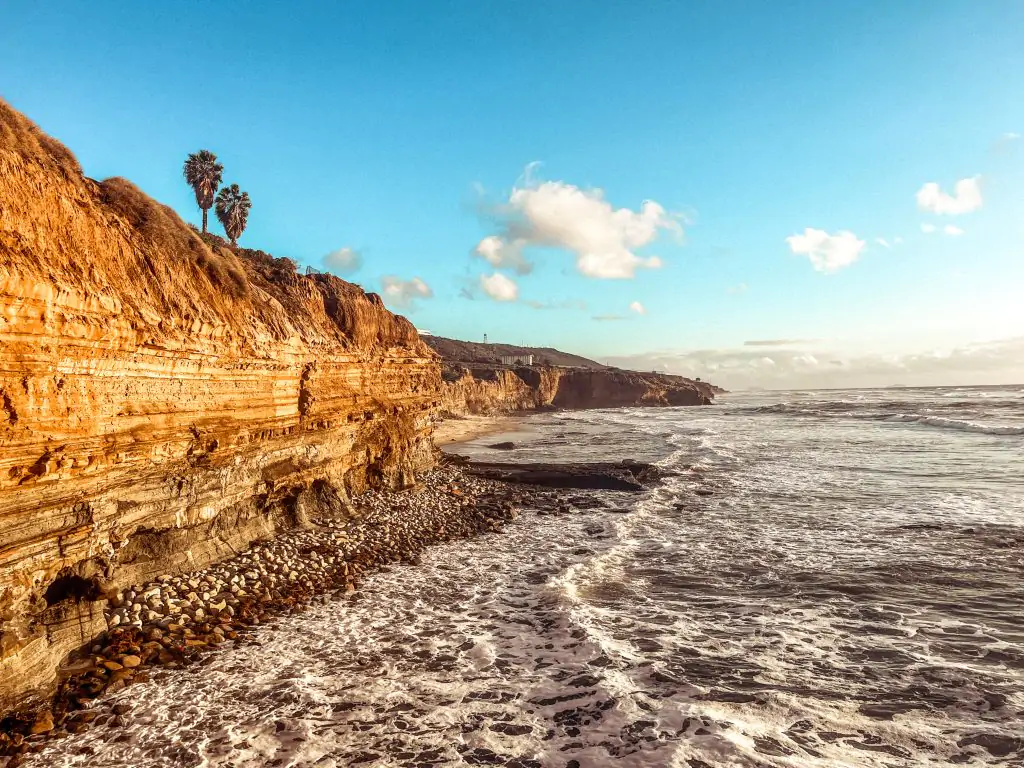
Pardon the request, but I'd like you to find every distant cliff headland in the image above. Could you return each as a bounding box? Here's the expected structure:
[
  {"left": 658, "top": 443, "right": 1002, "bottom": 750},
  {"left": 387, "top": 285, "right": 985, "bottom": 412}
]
[
  {"left": 0, "top": 99, "right": 720, "bottom": 727},
  {"left": 426, "top": 335, "right": 721, "bottom": 415}
]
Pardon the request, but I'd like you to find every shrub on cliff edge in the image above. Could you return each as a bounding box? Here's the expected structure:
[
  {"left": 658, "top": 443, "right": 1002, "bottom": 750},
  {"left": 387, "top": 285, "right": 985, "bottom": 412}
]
[{"left": 0, "top": 98, "right": 82, "bottom": 179}]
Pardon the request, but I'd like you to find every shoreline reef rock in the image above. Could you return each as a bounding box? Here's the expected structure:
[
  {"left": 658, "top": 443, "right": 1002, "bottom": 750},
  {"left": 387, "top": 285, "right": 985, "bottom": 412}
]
[{"left": 0, "top": 99, "right": 441, "bottom": 710}]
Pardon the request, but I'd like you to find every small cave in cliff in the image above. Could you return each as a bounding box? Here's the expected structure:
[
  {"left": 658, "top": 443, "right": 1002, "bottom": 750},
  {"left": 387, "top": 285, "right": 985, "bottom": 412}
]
[
  {"left": 43, "top": 573, "right": 101, "bottom": 606},
  {"left": 512, "top": 367, "right": 542, "bottom": 388}
]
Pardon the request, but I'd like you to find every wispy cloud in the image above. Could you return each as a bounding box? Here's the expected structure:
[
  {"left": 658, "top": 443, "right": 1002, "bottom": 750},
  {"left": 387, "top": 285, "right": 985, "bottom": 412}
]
[
  {"left": 786, "top": 228, "right": 866, "bottom": 273},
  {"left": 875, "top": 236, "right": 905, "bottom": 249},
  {"left": 921, "top": 223, "right": 936, "bottom": 234},
  {"left": 629, "top": 301, "right": 647, "bottom": 315},
  {"left": 992, "top": 132, "right": 1021, "bottom": 156},
  {"left": 743, "top": 339, "right": 819, "bottom": 347},
  {"left": 523, "top": 298, "right": 588, "bottom": 311},
  {"left": 916, "top": 176, "right": 983, "bottom": 215},
  {"left": 601, "top": 337, "right": 1024, "bottom": 390},
  {"left": 380, "top": 276, "right": 433, "bottom": 310},
  {"left": 322, "top": 247, "right": 362, "bottom": 276},
  {"left": 593, "top": 314, "right": 627, "bottom": 322},
  {"left": 944, "top": 224, "right": 965, "bottom": 236},
  {"left": 475, "top": 164, "right": 681, "bottom": 279},
  {"left": 727, "top": 282, "right": 748, "bottom": 294}
]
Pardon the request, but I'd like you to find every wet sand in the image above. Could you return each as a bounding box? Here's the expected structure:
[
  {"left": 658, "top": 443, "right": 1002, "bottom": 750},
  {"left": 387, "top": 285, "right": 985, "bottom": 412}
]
[{"left": 432, "top": 414, "right": 524, "bottom": 446}]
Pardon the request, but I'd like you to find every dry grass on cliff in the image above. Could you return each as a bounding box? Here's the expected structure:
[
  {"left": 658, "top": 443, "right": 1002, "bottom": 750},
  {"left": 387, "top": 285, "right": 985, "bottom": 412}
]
[
  {"left": 99, "top": 177, "right": 249, "bottom": 298},
  {"left": 1, "top": 98, "right": 420, "bottom": 349},
  {"left": 194, "top": 248, "right": 250, "bottom": 299},
  {"left": 0, "top": 102, "right": 249, "bottom": 302},
  {"left": 0, "top": 99, "right": 82, "bottom": 179}
]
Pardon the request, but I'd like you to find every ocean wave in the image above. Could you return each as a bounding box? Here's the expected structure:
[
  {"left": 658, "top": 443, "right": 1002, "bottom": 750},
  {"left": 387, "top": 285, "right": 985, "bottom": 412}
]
[
  {"left": 742, "top": 400, "right": 1024, "bottom": 435},
  {"left": 749, "top": 399, "right": 1022, "bottom": 415},
  {"left": 884, "top": 414, "right": 1024, "bottom": 435}
]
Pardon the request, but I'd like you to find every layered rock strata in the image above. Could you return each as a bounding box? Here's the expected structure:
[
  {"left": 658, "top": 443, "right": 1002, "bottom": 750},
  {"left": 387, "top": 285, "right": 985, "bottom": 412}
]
[{"left": 0, "top": 101, "right": 441, "bottom": 710}]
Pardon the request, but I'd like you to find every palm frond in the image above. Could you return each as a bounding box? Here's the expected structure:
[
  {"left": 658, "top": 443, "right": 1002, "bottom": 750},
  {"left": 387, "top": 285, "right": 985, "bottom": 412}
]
[{"left": 214, "top": 184, "right": 252, "bottom": 244}]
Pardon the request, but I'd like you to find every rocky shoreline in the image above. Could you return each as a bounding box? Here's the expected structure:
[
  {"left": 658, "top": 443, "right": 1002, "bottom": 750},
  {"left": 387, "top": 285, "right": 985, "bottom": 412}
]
[
  {"left": 0, "top": 464, "right": 528, "bottom": 763},
  {"left": 0, "top": 459, "right": 656, "bottom": 765}
]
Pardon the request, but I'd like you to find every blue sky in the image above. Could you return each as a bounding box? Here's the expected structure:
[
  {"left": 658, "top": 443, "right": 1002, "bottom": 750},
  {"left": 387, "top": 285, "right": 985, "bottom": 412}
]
[{"left": 3, "top": 1, "right": 1023, "bottom": 387}]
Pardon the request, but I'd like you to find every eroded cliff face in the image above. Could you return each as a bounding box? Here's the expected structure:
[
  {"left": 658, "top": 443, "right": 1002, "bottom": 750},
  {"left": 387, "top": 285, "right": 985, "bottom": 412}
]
[
  {"left": 551, "top": 368, "right": 713, "bottom": 408},
  {"left": 438, "top": 365, "right": 561, "bottom": 415},
  {"left": 439, "top": 363, "right": 712, "bottom": 416},
  {"left": 0, "top": 101, "right": 441, "bottom": 709}
]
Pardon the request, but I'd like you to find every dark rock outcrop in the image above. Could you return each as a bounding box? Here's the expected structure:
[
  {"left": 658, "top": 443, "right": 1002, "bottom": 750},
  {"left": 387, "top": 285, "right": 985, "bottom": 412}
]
[{"left": 458, "top": 459, "right": 669, "bottom": 492}]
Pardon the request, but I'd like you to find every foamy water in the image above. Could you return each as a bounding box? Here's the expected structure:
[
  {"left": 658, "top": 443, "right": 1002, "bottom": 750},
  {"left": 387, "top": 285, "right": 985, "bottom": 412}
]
[{"left": 30, "top": 386, "right": 1024, "bottom": 767}]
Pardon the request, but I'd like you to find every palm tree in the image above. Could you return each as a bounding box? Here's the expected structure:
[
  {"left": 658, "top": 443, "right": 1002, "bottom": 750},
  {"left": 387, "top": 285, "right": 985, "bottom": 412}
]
[
  {"left": 214, "top": 184, "right": 252, "bottom": 245},
  {"left": 182, "top": 150, "right": 224, "bottom": 233}
]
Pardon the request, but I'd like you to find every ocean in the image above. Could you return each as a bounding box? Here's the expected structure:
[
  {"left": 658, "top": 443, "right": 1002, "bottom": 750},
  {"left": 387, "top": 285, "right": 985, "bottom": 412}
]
[{"left": 30, "top": 386, "right": 1024, "bottom": 767}]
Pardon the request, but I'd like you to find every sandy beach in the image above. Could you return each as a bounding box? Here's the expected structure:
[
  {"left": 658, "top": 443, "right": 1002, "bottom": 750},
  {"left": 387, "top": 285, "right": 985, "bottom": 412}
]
[{"left": 431, "top": 414, "right": 525, "bottom": 447}]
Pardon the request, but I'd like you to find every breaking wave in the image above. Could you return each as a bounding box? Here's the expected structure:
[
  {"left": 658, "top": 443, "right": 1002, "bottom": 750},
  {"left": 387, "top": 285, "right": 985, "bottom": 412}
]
[{"left": 883, "top": 414, "right": 1024, "bottom": 435}]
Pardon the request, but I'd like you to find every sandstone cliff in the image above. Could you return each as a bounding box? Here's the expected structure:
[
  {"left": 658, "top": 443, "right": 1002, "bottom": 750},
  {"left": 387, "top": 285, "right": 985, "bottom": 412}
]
[{"left": 0, "top": 101, "right": 441, "bottom": 710}]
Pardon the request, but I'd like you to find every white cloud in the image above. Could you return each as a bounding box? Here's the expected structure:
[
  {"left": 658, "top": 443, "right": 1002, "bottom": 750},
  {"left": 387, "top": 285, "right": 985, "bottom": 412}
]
[
  {"left": 477, "top": 170, "right": 680, "bottom": 279},
  {"left": 944, "top": 225, "right": 965, "bottom": 236},
  {"left": 629, "top": 301, "right": 647, "bottom": 315},
  {"left": 380, "top": 276, "right": 433, "bottom": 310},
  {"left": 921, "top": 223, "right": 936, "bottom": 234},
  {"left": 322, "top": 247, "right": 362, "bottom": 275},
  {"left": 479, "top": 272, "right": 519, "bottom": 302},
  {"left": 727, "top": 282, "right": 748, "bottom": 294},
  {"left": 473, "top": 235, "right": 532, "bottom": 275},
  {"left": 785, "top": 228, "right": 866, "bottom": 273},
  {"left": 916, "top": 176, "right": 983, "bottom": 215},
  {"left": 875, "top": 238, "right": 891, "bottom": 249}
]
